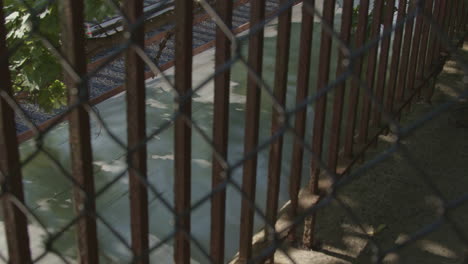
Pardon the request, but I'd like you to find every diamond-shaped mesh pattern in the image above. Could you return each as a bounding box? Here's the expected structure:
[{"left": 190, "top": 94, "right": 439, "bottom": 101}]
[{"left": 0, "top": 0, "right": 467, "bottom": 263}]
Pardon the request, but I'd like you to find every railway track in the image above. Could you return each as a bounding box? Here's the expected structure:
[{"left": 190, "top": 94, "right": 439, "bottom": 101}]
[{"left": 15, "top": 0, "right": 282, "bottom": 138}]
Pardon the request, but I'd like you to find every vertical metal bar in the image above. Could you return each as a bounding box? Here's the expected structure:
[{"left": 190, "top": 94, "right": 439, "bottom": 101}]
[
  {"left": 449, "top": 0, "right": 458, "bottom": 44},
  {"left": 426, "top": 0, "right": 447, "bottom": 101},
  {"left": 264, "top": 0, "right": 292, "bottom": 260},
  {"left": 415, "top": 0, "right": 433, "bottom": 98},
  {"left": 123, "top": 0, "right": 148, "bottom": 263},
  {"left": 463, "top": 0, "right": 467, "bottom": 32},
  {"left": 210, "top": 0, "right": 232, "bottom": 262},
  {"left": 434, "top": 0, "right": 448, "bottom": 57},
  {"left": 60, "top": 0, "right": 99, "bottom": 263},
  {"left": 309, "top": 0, "right": 336, "bottom": 192},
  {"left": 357, "top": 0, "right": 384, "bottom": 144},
  {"left": 0, "top": 1, "right": 32, "bottom": 262},
  {"left": 371, "top": 0, "right": 396, "bottom": 127},
  {"left": 464, "top": 0, "right": 468, "bottom": 32},
  {"left": 238, "top": 0, "right": 266, "bottom": 261},
  {"left": 174, "top": 0, "right": 193, "bottom": 263},
  {"left": 404, "top": 0, "right": 425, "bottom": 110},
  {"left": 464, "top": 0, "right": 468, "bottom": 31},
  {"left": 432, "top": 0, "right": 443, "bottom": 58},
  {"left": 462, "top": 1, "right": 467, "bottom": 36},
  {"left": 342, "top": 0, "right": 370, "bottom": 159},
  {"left": 452, "top": 0, "right": 459, "bottom": 37},
  {"left": 288, "top": 0, "right": 315, "bottom": 243},
  {"left": 394, "top": 0, "right": 416, "bottom": 114},
  {"left": 309, "top": 0, "right": 336, "bottom": 188},
  {"left": 384, "top": 0, "right": 408, "bottom": 116},
  {"left": 420, "top": 0, "right": 439, "bottom": 101},
  {"left": 442, "top": 0, "right": 453, "bottom": 47},
  {"left": 456, "top": 0, "right": 466, "bottom": 37},
  {"left": 447, "top": 0, "right": 458, "bottom": 40},
  {"left": 303, "top": 0, "right": 336, "bottom": 249},
  {"left": 458, "top": 0, "right": 466, "bottom": 35},
  {"left": 327, "top": 0, "right": 353, "bottom": 173}
]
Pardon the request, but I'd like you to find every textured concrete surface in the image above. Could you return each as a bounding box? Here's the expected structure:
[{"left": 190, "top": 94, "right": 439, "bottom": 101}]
[{"left": 254, "top": 41, "right": 468, "bottom": 264}]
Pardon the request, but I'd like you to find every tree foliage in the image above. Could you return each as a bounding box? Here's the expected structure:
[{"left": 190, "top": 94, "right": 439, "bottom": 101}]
[{"left": 4, "top": 0, "right": 115, "bottom": 111}]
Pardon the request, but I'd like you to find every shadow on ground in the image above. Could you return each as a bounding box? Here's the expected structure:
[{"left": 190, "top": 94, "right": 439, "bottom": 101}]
[{"left": 272, "top": 41, "right": 468, "bottom": 264}]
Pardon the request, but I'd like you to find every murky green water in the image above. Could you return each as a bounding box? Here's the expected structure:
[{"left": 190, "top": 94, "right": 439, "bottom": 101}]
[{"left": 9, "top": 12, "right": 355, "bottom": 263}]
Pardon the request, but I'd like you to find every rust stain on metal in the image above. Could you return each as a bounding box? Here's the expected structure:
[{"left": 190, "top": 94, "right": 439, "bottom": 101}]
[
  {"left": 327, "top": 0, "right": 353, "bottom": 174},
  {"left": 264, "top": 0, "right": 293, "bottom": 262},
  {"left": 238, "top": 0, "right": 266, "bottom": 261},
  {"left": 343, "top": 0, "right": 370, "bottom": 159},
  {"left": 124, "top": 0, "right": 149, "bottom": 263},
  {"left": 174, "top": 0, "right": 193, "bottom": 263},
  {"left": 0, "top": 0, "right": 32, "bottom": 262},
  {"left": 384, "top": 0, "right": 408, "bottom": 116},
  {"left": 288, "top": 0, "right": 315, "bottom": 244},
  {"left": 357, "top": 0, "right": 384, "bottom": 145},
  {"left": 211, "top": 0, "right": 233, "bottom": 262},
  {"left": 60, "top": 1, "right": 99, "bottom": 263},
  {"left": 305, "top": 0, "right": 336, "bottom": 248},
  {"left": 372, "top": 0, "right": 396, "bottom": 127}
]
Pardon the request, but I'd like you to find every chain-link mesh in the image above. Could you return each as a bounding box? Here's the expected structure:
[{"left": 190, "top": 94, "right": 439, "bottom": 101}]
[{"left": 0, "top": 0, "right": 467, "bottom": 263}]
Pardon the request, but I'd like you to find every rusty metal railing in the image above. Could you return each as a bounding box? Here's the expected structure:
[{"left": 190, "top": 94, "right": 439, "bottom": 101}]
[{"left": 0, "top": 0, "right": 467, "bottom": 263}]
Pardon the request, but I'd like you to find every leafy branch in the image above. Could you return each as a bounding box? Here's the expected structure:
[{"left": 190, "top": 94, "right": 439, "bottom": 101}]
[{"left": 4, "top": 0, "right": 115, "bottom": 112}]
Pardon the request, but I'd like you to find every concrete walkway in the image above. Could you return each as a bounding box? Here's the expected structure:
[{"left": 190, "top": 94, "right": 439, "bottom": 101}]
[{"left": 262, "top": 41, "right": 468, "bottom": 264}]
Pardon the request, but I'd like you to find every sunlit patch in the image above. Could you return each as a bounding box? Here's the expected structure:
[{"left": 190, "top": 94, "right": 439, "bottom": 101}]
[
  {"left": 378, "top": 133, "right": 398, "bottom": 144},
  {"left": 36, "top": 198, "right": 52, "bottom": 211},
  {"left": 340, "top": 234, "right": 368, "bottom": 258},
  {"left": 0, "top": 224, "right": 73, "bottom": 262},
  {"left": 337, "top": 194, "right": 359, "bottom": 208},
  {"left": 418, "top": 240, "right": 458, "bottom": 259},
  {"left": 146, "top": 98, "right": 168, "bottom": 109},
  {"left": 151, "top": 154, "right": 174, "bottom": 160},
  {"left": 193, "top": 159, "right": 211, "bottom": 168},
  {"left": 424, "top": 195, "right": 444, "bottom": 215},
  {"left": 442, "top": 61, "right": 463, "bottom": 75},
  {"left": 93, "top": 160, "right": 127, "bottom": 174},
  {"left": 395, "top": 233, "right": 410, "bottom": 244},
  {"left": 437, "top": 83, "right": 461, "bottom": 98}
]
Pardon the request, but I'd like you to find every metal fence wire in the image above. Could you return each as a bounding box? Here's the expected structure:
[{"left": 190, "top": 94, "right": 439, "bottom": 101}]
[{"left": 0, "top": 0, "right": 467, "bottom": 263}]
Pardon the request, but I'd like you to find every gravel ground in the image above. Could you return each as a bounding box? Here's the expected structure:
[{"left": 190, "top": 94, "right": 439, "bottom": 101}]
[
  {"left": 265, "top": 41, "right": 468, "bottom": 264},
  {"left": 15, "top": 0, "right": 281, "bottom": 134}
]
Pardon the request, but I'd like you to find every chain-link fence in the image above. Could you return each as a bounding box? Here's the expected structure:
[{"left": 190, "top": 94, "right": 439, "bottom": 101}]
[{"left": 0, "top": 0, "right": 467, "bottom": 263}]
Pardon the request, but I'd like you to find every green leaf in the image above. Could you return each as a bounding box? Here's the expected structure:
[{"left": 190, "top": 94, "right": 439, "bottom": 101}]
[{"left": 5, "top": 0, "right": 116, "bottom": 111}]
